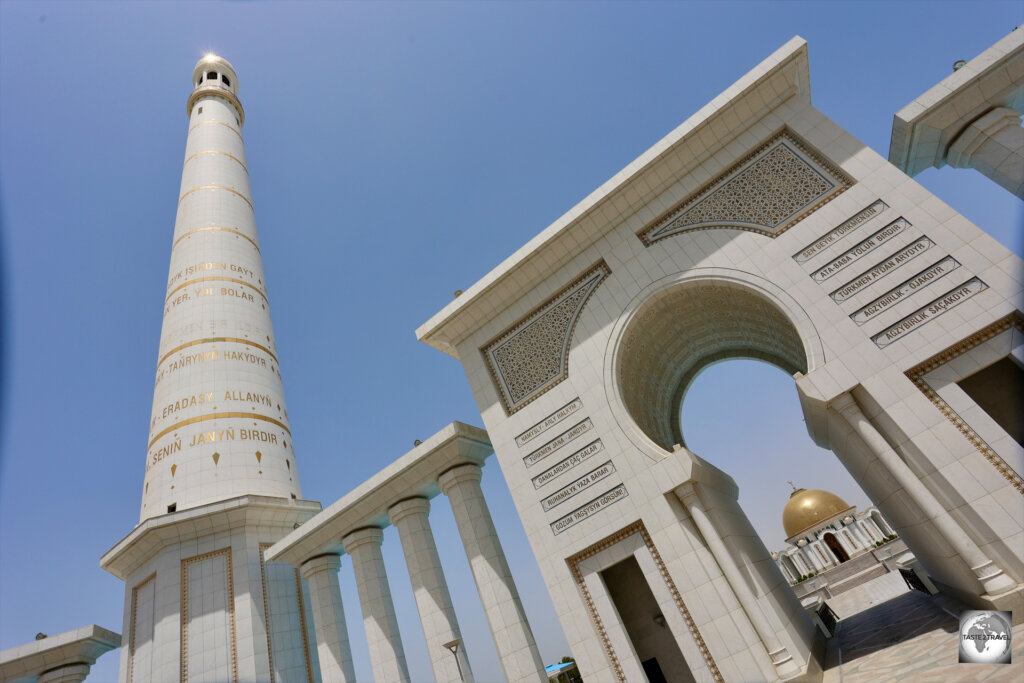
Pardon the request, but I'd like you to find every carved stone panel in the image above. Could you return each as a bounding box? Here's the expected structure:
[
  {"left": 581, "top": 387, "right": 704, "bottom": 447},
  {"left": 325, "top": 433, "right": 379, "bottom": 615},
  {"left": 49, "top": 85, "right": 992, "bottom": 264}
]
[
  {"left": 641, "top": 130, "right": 852, "bottom": 244},
  {"left": 483, "top": 262, "right": 609, "bottom": 414}
]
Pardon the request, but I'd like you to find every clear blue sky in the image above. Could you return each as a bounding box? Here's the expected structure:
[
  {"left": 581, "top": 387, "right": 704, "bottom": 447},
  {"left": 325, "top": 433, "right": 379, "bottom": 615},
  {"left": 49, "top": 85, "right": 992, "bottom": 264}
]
[{"left": 1, "top": 2, "right": 1021, "bottom": 681}]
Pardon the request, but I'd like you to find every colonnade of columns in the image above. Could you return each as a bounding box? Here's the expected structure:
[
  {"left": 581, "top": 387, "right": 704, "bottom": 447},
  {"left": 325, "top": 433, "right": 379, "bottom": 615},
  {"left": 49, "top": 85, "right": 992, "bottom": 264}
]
[{"left": 297, "top": 463, "right": 545, "bottom": 683}]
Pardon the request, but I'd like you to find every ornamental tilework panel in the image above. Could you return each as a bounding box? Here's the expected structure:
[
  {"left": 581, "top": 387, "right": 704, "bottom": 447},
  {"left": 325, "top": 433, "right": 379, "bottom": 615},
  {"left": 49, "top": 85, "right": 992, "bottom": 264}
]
[
  {"left": 484, "top": 262, "right": 610, "bottom": 414},
  {"left": 641, "top": 130, "right": 853, "bottom": 245}
]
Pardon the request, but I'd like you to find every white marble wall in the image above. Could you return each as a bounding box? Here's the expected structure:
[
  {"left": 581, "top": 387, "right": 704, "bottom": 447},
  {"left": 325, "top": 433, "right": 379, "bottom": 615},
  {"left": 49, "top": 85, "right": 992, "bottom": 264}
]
[{"left": 429, "top": 40, "right": 1024, "bottom": 681}]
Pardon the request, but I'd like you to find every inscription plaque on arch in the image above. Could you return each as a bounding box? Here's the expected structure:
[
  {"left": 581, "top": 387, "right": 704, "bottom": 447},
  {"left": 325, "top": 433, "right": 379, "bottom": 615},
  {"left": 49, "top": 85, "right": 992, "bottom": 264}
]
[
  {"left": 850, "top": 256, "right": 960, "bottom": 325},
  {"left": 812, "top": 218, "right": 911, "bottom": 282},
  {"left": 872, "top": 277, "right": 988, "bottom": 348},
  {"left": 830, "top": 237, "right": 935, "bottom": 302},
  {"left": 532, "top": 439, "right": 605, "bottom": 489},
  {"left": 523, "top": 419, "right": 595, "bottom": 468},
  {"left": 793, "top": 199, "right": 888, "bottom": 263},
  {"left": 541, "top": 461, "right": 616, "bottom": 511},
  {"left": 516, "top": 398, "right": 584, "bottom": 447},
  {"left": 551, "top": 484, "right": 628, "bottom": 535}
]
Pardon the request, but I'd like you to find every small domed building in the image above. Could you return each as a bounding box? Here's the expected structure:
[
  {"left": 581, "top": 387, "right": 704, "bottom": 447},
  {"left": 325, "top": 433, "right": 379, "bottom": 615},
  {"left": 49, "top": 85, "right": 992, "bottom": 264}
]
[{"left": 772, "top": 484, "right": 897, "bottom": 584}]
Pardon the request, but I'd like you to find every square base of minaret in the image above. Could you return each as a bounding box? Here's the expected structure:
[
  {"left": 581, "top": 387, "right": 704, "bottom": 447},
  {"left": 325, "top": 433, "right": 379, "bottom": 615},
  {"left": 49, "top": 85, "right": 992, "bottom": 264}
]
[{"left": 101, "top": 495, "right": 323, "bottom": 683}]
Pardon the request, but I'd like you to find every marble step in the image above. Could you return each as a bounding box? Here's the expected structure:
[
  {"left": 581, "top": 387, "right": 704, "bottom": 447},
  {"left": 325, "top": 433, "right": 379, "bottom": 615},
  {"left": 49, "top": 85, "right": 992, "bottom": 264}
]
[{"left": 829, "top": 563, "right": 889, "bottom": 596}]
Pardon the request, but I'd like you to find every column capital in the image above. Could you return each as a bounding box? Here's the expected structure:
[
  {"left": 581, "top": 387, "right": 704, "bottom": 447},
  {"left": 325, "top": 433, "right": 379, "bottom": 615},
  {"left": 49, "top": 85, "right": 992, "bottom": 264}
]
[
  {"left": 438, "top": 463, "right": 482, "bottom": 494},
  {"left": 299, "top": 553, "right": 341, "bottom": 580},
  {"left": 673, "top": 482, "right": 700, "bottom": 506},
  {"left": 38, "top": 663, "right": 91, "bottom": 683},
  {"left": 828, "top": 391, "right": 859, "bottom": 418},
  {"left": 342, "top": 526, "right": 384, "bottom": 554},
  {"left": 388, "top": 497, "right": 431, "bottom": 526},
  {"left": 948, "top": 106, "right": 1023, "bottom": 168}
]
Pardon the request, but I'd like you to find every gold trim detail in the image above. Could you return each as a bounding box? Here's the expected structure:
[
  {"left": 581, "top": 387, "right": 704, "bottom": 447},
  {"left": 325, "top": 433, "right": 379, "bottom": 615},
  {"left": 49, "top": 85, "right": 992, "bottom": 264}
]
[
  {"left": 166, "top": 276, "right": 268, "bottom": 303},
  {"left": 188, "top": 87, "right": 245, "bottom": 126},
  {"left": 259, "top": 544, "right": 277, "bottom": 683},
  {"left": 905, "top": 312, "right": 1024, "bottom": 494},
  {"left": 179, "top": 185, "right": 254, "bottom": 211},
  {"left": 185, "top": 149, "right": 248, "bottom": 172},
  {"left": 566, "top": 520, "right": 723, "bottom": 682},
  {"left": 128, "top": 572, "right": 157, "bottom": 683},
  {"left": 149, "top": 412, "right": 290, "bottom": 449},
  {"left": 189, "top": 120, "right": 243, "bottom": 140},
  {"left": 158, "top": 336, "right": 278, "bottom": 366},
  {"left": 294, "top": 568, "right": 315, "bottom": 683},
  {"left": 181, "top": 548, "right": 238, "bottom": 683},
  {"left": 172, "top": 226, "right": 260, "bottom": 253}
]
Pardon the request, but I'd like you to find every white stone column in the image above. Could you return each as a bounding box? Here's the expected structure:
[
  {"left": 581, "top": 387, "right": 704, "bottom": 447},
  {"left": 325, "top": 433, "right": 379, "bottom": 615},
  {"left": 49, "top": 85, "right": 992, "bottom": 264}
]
[
  {"left": 818, "top": 541, "right": 839, "bottom": 567},
  {"left": 388, "top": 497, "right": 474, "bottom": 683},
  {"left": 794, "top": 551, "right": 812, "bottom": 575},
  {"left": 677, "top": 485, "right": 801, "bottom": 679},
  {"left": 438, "top": 464, "right": 546, "bottom": 683},
  {"left": 850, "top": 521, "right": 871, "bottom": 547},
  {"left": 838, "top": 529, "right": 859, "bottom": 553},
  {"left": 808, "top": 542, "right": 830, "bottom": 569},
  {"left": 832, "top": 392, "right": 1017, "bottom": 596},
  {"left": 867, "top": 516, "right": 887, "bottom": 539},
  {"left": 775, "top": 557, "right": 792, "bottom": 583},
  {"left": 947, "top": 106, "right": 1024, "bottom": 198},
  {"left": 801, "top": 547, "right": 817, "bottom": 572},
  {"left": 857, "top": 520, "right": 875, "bottom": 543},
  {"left": 300, "top": 554, "right": 357, "bottom": 683},
  {"left": 38, "top": 664, "right": 91, "bottom": 683},
  {"left": 872, "top": 513, "right": 894, "bottom": 537},
  {"left": 780, "top": 556, "right": 798, "bottom": 583},
  {"left": 342, "top": 527, "right": 411, "bottom": 683}
]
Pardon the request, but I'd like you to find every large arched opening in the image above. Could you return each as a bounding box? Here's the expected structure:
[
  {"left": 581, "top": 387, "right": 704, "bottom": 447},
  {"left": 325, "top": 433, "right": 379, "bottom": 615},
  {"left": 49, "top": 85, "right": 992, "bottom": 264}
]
[
  {"left": 615, "top": 277, "right": 813, "bottom": 453},
  {"left": 679, "top": 359, "right": 875, "bottom": 566},
  {"left": 607, "top": 273, "right": 915, "bottom": 679}
]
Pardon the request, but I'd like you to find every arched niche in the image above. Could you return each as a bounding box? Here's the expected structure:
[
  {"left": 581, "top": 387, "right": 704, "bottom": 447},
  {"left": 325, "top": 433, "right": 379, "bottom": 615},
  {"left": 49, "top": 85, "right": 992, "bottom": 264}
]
[{"left": 608, "top": 270, "right": 824, "bottom": 453}]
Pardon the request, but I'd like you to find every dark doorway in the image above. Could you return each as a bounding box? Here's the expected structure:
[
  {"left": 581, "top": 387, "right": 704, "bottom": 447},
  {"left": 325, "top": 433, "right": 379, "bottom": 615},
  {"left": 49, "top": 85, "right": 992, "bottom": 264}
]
[
  {"left": 601, "top": 556, "right": 694, "bottom": 682},
  {"left": 823, "top": 532, "right": 849, "bottom": 563},
  {"left": 642, "top": 657, "right": 669, "bottom": 683},
  {"left": 957, "top": 357, "right": 1024, "bottom": 447}
]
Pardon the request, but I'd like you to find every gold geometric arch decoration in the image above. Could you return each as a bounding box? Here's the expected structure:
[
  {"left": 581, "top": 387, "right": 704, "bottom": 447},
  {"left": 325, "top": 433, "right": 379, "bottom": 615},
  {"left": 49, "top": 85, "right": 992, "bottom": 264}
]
[
  {"left": 483, "top": 261, "right": 610, "bottom": 414},
  {"left": 641, "top": 129, "right": 853, "bottom": 245}
]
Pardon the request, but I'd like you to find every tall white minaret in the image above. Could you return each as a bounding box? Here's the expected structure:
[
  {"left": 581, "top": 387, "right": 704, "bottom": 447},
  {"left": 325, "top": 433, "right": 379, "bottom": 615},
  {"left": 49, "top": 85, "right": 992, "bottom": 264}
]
[
  {"left": 143, "top": 54, "right": 298, "bottom": 519},
  {"left": 102, "top": 55, "right": 322, "bottom": 683}
]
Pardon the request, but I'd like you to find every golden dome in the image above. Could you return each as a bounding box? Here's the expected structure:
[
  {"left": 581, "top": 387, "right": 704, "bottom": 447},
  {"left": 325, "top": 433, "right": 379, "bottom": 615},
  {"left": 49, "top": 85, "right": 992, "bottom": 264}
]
[{"left": 782, "top": 486, "right": 854, "bottom": 538}]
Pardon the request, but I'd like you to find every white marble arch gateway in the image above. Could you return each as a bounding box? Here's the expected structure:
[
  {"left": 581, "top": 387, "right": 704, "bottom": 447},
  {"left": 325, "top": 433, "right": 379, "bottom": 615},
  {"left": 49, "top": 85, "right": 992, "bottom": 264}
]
[{"left": 417, "top": 37, "right": 1024, "bottom": 681}]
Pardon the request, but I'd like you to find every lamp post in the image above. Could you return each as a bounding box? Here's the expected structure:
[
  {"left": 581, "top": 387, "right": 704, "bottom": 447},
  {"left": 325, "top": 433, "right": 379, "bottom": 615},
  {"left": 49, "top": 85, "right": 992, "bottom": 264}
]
[{"left": 443, "top": 639, "right": 465, "bottom": 682}]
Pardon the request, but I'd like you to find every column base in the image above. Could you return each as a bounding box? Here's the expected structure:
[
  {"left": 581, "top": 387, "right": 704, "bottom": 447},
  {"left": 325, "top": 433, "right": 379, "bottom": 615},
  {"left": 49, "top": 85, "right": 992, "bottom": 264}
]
[
  {"left": 981, "top": 584, "right": 1024, "bottom": 625},
  {"left": 768, "top": 647, "right": 803, "bottom": 679},
  {"left": 932, "top": 579, "right": 1024, "bottom": 625},
  {"left": 971, "top": 560, "right": 1018, "bottom": 596}
]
